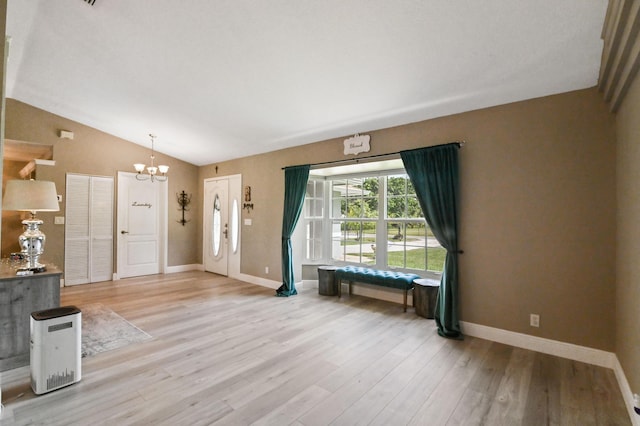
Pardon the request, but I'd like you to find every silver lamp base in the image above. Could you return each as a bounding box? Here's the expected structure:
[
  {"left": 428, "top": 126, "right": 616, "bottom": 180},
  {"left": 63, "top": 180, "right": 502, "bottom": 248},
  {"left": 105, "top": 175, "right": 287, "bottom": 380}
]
[{"left": 18, "top": 218, "right": 48, "bottom": 273}]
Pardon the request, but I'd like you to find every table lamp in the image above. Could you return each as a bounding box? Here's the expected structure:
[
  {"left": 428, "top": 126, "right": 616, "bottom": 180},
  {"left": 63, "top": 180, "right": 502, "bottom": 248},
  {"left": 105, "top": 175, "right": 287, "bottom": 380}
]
[{"left": 2, "top": 179, "right": 60, "bottom": 272}]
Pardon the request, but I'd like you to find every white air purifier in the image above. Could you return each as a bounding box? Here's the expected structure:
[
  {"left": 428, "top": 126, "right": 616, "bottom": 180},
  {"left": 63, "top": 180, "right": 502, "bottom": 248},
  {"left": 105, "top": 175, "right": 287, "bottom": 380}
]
[{"left": 30, "top": 306, "right": 82, "bottom": 395}]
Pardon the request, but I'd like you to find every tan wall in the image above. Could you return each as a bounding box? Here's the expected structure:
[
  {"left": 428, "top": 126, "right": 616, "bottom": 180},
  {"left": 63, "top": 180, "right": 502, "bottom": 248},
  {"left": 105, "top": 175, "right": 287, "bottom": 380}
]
[
  {"left": 616, "top": 73, "right": 640, "bottom": 395},
  {"left": 201, "top": 87, "right": 616, "bottom": 351},
  {"left": 1, "top": 159, "right": 29, "bottom": 256},
  {"left": 4, "top": 99, "right": 201, "bottom": 272}
]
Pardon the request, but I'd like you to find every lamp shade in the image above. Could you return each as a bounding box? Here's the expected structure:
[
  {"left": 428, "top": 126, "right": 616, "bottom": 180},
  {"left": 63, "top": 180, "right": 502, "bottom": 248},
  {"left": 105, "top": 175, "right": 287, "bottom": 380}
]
[{"left": 3, "top": 180, "right": 60, "bottom": 212}]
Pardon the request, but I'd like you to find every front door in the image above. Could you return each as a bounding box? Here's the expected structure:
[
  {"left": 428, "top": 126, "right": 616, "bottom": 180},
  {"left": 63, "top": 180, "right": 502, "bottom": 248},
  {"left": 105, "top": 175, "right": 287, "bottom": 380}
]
[{"left": 117, "top": 172, "right": 166, "bottom": 279}]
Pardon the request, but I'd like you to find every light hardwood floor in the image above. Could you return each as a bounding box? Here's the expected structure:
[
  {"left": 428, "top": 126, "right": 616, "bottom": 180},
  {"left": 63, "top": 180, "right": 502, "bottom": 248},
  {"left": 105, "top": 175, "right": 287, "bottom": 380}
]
[{"left": 0, "top": 271, "right": 631, "bottom": 425}]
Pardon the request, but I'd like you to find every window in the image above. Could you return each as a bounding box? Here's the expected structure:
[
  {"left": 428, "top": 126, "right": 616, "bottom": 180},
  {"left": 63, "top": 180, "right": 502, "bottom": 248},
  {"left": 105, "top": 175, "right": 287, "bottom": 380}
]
[
  {"left": 330, "top": 177, "right": 378, "bottom": 265},
  {"left": 302, "top": 167, "right": 445, "bottom": 275},
  {"left": 231, "top": 198, "right": 239, "bottom": 253},
  {"left": 385, "top": 174, "right": 445, "bottom": 272},
  {"left": 303, "top": 179, "right": 324, "bottom": 261}
]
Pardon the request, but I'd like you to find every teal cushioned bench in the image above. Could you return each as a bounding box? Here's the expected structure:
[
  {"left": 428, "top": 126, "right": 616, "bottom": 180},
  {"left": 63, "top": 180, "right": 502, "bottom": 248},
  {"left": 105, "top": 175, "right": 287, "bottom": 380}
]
[{"left": 334, "top": 266, "right": 421, "bottom": 312}]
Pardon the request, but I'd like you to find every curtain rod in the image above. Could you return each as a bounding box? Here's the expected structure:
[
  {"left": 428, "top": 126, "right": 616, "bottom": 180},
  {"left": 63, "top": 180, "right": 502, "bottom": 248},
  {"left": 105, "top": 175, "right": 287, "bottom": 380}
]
[{"left": 282, "top": 140, "right": 465, "bottom": 170}]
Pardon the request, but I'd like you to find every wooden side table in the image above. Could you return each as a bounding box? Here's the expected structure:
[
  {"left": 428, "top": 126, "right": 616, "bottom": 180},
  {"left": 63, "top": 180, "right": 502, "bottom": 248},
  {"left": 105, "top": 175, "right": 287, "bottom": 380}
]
[
  {"left": 0, "top": 268, "right": 62, "bottom": 371},
  {"left": 413, "top": 278, "right": 439, "bottom": 319}
]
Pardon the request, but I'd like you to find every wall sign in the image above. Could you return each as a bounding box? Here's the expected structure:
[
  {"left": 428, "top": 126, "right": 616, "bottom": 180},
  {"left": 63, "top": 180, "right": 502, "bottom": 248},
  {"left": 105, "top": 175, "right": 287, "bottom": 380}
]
[
  {"left": 343, "top": 134, "right": 371, "bottom": 155},
  {"left": 131, "top": 202, "right": 152, "bottom": 209}
]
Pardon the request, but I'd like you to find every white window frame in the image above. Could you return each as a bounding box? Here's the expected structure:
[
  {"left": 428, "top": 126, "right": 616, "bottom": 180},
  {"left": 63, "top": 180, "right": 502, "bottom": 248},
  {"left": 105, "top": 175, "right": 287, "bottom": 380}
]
[
  {"left": 303, "top": 178, "right": 325, "bottom": 262},
  {"left": 302, "top": 167, "right": 444, "bottom": 277}
]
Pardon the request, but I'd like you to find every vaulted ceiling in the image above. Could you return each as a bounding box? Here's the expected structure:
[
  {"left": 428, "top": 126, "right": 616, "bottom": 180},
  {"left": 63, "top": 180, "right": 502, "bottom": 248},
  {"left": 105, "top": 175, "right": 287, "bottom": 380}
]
[{"left": 6, "top": 1, "right": 608, "bottom": 166}]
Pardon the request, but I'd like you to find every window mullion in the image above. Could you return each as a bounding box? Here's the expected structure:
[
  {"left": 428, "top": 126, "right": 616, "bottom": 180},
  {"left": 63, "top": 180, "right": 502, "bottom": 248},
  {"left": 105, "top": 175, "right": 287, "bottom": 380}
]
[
  {"left": 322, "top": 179, "right": 330, "bottom": 262},
  {"left": 377, "top": 176, "right": 387, "bottom": 269}
]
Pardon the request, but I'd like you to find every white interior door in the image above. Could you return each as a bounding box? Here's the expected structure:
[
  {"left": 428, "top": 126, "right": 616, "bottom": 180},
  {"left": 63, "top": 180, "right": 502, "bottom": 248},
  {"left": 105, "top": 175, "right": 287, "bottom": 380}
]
[
  {"left": 204, "top": 178, "right": 229, "bottom": 275},
  {"left": 117, "top": 172, "right": 167, "bottom": 279}
]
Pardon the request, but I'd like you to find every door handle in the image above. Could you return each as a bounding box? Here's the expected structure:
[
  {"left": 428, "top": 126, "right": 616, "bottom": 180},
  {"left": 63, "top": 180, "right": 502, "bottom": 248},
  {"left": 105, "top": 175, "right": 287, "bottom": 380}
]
[
  {"left": 223, "top": 223, "right": 228, "bottom": 238},
  {"left": 121, "top": 230, "right": 129, "bottom": 234}
]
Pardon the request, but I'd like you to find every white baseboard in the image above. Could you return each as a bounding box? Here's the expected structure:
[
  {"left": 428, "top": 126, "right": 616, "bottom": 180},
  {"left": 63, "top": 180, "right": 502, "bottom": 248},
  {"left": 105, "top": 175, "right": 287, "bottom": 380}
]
[
  {"left": 236, "top": 273, "right": 282, "bottom": 290},
  {"left": 460, "top": 321, "right": 616, "bottom": 368},
  {"left": 110, "top": 265, "right": 203, "bottom": 281},
  {"left": 165, "top": 264, "right": 204, "bottom": 274},
  {"left": 613, "top": 355, "right": 640, "bottom": 426},
  {"left": 461, "top": 321, "right": 639, "bottom": 423}
]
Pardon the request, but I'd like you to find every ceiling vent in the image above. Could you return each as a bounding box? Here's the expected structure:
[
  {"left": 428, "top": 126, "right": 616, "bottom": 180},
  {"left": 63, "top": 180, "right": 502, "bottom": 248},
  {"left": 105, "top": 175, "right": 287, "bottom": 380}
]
[{"left": 83, "top": 0, "right": 96, "bottom": 5}]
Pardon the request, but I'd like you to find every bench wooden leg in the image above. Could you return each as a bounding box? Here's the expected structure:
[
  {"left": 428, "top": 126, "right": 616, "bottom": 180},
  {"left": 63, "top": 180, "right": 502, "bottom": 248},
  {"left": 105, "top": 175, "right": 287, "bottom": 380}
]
[
  {"left": 349, "top": 281, "right": 353, "bottom": 295},
  {"left": 337, "top": 279, "right": 341, "bottom": 297},
  {"left": 403, "top": 289, "right": 408, "bottom": 312}
]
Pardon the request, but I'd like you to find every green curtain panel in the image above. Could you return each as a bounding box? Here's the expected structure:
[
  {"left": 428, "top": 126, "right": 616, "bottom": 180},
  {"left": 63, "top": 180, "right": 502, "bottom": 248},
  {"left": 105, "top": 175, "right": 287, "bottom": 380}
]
[
  {"left": 400, "top": 144, "right": 462, "bottom": 339},
  {"left": 277, "top": 164, "right": 310, "bottom": 297}
]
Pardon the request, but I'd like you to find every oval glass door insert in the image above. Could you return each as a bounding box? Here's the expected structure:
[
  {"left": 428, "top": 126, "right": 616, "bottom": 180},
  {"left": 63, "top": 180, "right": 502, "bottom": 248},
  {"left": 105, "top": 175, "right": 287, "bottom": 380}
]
[
  {"left": 231, "top": 198, "right": 239, "bottom": 253},
  {"left": 212, "top": 193, "right": 221, "bottom": 256}
]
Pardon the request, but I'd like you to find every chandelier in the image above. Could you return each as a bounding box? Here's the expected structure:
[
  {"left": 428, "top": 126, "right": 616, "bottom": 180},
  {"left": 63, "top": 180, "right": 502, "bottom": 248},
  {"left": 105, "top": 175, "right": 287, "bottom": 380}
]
[{"left": 133, "top": 134, "right": 169, "bottom": 182}]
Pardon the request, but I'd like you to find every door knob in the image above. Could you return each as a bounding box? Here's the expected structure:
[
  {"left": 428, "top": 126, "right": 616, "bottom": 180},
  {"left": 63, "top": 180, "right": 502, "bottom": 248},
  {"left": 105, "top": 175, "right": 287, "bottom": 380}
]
[{"left": 121, "top": 230, "right": 129, "bottom": 234}]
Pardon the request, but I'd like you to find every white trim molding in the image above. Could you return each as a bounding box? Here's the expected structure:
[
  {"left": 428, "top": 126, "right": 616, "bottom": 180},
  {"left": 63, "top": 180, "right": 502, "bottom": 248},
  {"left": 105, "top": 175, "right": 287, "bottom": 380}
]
[
  {"left": 236, "top": 273, "right": 282, "bottom": 290},
  {"left": 460, "top": 321, "right": 616, "bottom": 368},
  {"left": 165, "top": 264, "right": 204, "bottom": 274},
  {"left": 460, "top": 321, "right": 640, "bottom": 424},
  {"left": 613, "top": 356, "right": 640, "bottom": 426}
]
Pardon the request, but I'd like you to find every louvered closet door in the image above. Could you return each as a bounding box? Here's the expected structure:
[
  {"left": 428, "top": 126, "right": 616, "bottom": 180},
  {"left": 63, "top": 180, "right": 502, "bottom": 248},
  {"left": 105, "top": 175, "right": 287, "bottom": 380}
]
[
  {"left": 65, "top": 175, "right": 90, "bottom": 285},
  {"left": 64, "top": 174, "right": 114, "bottom": 285},
  {"left": 90, "top": 177, "right": 114, "bottom": 282}
]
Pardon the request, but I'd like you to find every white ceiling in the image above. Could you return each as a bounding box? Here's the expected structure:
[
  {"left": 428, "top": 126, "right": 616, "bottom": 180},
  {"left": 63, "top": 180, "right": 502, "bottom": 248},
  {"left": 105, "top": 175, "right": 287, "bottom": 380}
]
[{"left": 5, "top": 1, "right": 608, "bottom": 167}]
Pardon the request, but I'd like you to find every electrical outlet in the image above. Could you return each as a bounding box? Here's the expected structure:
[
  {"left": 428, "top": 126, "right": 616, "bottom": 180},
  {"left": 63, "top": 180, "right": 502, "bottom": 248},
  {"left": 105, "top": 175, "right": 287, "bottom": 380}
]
[
  {"left": 530, "top": 314, "right": 540, "bottom": 327},
  {"left": 265, "top": 266, "right": 269, "bottom": 274}
]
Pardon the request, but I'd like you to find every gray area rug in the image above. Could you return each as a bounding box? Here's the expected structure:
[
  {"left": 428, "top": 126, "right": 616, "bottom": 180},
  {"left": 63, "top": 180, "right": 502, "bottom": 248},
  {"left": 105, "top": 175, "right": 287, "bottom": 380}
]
[{"left": 81, "top": 303, "right": 152, "bottom": 358}]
